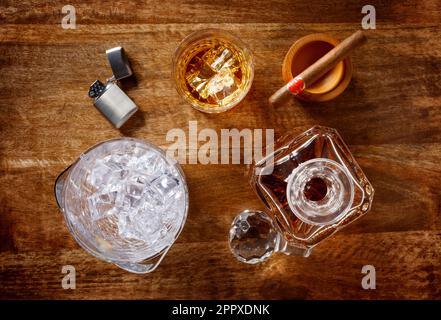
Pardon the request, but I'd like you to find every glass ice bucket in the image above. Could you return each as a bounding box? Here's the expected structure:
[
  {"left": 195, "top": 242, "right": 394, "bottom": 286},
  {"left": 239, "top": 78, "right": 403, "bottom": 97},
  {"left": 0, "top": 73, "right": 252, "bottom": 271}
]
[{"left": 54, "top": 138, "right": 189, "bottom": 273}]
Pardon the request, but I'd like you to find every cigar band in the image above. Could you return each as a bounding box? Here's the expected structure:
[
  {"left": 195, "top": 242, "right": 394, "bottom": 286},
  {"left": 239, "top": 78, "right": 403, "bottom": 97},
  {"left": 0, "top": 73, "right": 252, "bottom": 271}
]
[{"left": 287, "top": 76, "right": 305, "bottom": 95}]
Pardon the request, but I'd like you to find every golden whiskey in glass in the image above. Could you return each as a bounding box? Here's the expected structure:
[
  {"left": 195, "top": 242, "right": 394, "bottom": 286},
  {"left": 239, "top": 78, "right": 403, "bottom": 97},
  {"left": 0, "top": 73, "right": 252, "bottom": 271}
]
[{"left": 173, "top": 29, "right": 254, "bottom": 113}]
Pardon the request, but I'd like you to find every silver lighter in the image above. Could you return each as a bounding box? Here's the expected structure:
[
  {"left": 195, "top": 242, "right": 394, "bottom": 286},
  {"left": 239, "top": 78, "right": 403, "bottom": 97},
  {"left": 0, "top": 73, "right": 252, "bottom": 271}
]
[{"left": 88, "top": 47, "right": 138, "bottom": 129}]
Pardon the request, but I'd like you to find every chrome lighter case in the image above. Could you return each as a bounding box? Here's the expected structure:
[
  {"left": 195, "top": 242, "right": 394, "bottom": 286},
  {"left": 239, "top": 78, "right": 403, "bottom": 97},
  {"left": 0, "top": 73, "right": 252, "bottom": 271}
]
[{"left": 88, "top": 47, "right": 138, "bottom": 129}]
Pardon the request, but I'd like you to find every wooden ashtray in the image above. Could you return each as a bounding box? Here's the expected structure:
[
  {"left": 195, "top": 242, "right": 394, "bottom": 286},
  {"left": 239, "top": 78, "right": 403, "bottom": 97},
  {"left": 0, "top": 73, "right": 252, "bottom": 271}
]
[{"left": 282, "top": 33, "right": 353, "bottom": 102}]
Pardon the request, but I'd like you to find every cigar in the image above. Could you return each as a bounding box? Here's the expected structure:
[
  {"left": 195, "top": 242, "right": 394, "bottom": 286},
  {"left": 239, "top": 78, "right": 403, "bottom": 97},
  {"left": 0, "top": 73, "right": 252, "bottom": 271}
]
[{"left": 269, "top": 30, "right": 367, "bottom": 105}]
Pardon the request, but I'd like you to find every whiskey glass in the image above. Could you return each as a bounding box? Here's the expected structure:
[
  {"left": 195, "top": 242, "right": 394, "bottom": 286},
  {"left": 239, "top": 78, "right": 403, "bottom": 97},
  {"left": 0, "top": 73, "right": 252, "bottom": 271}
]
[
  {"left": 54, "top": 138, "right": 189, "bottom": 273},
  {"left": 172, "top": 29, "right": 254, "bottom": 113},
  {"left": 229, "top": 126, "right": 374, "bottom": 264}
]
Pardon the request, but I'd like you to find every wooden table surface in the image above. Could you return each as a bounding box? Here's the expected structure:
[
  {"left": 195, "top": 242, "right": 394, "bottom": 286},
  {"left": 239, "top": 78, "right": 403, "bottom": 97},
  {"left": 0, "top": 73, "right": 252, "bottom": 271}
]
[{"left": 1, "top": 0, "right": 441, "bottom": 300}]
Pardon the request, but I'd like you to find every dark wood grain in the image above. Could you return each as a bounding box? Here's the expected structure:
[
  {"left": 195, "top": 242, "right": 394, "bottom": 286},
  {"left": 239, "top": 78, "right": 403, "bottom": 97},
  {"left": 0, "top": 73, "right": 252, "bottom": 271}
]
[{"left": 1, "top": 0, "right": 441, "bottom": 299}]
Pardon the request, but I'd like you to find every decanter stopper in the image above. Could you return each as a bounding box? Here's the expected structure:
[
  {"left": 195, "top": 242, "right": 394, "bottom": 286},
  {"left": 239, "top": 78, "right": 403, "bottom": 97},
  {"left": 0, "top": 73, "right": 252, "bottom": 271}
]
[{"left": 229, "top": 210, "right": 279, "bottom": 264}]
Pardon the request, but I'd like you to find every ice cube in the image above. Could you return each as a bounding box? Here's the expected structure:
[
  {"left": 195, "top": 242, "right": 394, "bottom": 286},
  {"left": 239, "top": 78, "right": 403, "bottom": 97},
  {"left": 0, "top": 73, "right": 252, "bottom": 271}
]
[
  {"left": 133, "top": 173, "right": 150, "bottom": 185},
  {"left": 142, "top": 185, "right": 165, "bottom": 211},
  {"left": 131, "top": 144, "right": 148, "bottom": 158},
  {"left": 126, "top": 179, "right": 146, "bottom": 199},
  {"left": 151, "top": 175, "right": 179, "bottom": 200},
  {"left": 105, "top": 155, "right": 130, "bottom": 180},
  {"left": 120, "top": 209, "right": 162, "bottom": 243},
  {"left": 88, "top": 190, "right": 118, "bottom": 219},
  {"left": 205, "top": 68, "right": 240, "bottom": 102},
  {"left": 208, "top": 47, "right": 233, "bottom": 72},
  {"left": 186, "top": 63, "right": 215, "bottom": 94},
  {"left": 116, "top": 193, "right": 143, "bottom": 213},
  {"left": 135, "top": 151, "right": 166, "bottom": 176},
  {"left": 88, "top": 160, "right": 113, "bottom": 187},
  {"left": 99, "top": 190, "right": 118, "bottom": 204},
  {"left": 185, "top": 45, "right": 240, "bottom": 101}
]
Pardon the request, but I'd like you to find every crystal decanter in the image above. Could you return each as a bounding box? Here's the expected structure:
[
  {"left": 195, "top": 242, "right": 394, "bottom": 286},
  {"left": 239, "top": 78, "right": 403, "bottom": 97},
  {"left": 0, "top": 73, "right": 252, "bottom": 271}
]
[{"left": 229, "top": 126, "right": 374, "bottom": 264}]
